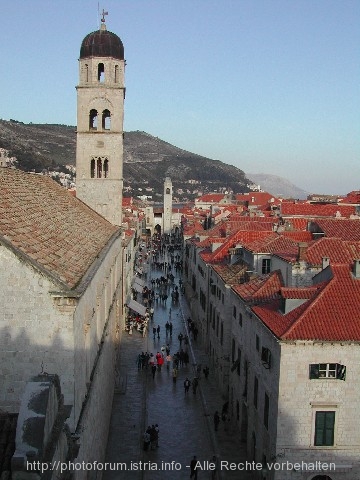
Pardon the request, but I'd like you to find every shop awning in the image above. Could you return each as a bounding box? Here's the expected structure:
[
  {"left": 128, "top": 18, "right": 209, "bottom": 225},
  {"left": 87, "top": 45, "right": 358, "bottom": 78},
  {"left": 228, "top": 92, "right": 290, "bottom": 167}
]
[
  {"left": 133, "top": 277, "right": 145, "bottom": 287},
  {"left": 127, "top": 299, "right": 146, "bottom": 317},
  {"left": 132, "top": 282, "right": 143, "bottom": 293}
]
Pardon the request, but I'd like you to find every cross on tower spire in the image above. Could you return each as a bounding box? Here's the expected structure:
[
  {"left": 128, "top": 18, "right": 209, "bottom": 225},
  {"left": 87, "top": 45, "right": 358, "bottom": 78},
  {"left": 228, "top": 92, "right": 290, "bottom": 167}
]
[{"left": 101, "top": 8, "right": 108, "bottom": 23}]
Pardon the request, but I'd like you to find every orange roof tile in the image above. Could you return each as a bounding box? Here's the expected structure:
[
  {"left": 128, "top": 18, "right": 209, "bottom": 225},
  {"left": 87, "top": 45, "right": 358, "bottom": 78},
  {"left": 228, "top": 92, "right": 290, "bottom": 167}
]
[
  {"left": 281, "top": 202, "right": 356, "bottom": 218},
  {"left": 0, "top": 169, "right": 119, "bottom": 290},
  {"left": 311, "top": 218, "right": 360, "bottom": 241},
  {"left": 252, "top": 264, "right": 360, "bottom": 341}
]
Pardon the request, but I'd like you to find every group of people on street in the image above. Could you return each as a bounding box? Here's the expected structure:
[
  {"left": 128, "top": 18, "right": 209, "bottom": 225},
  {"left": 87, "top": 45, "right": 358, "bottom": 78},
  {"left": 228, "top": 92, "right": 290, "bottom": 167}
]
[
  {"left": 184, "top": 376, "right": 199, "bottom": 395},
  {"left": 143, "top": 424, "right": 159, "bottom": 451}
]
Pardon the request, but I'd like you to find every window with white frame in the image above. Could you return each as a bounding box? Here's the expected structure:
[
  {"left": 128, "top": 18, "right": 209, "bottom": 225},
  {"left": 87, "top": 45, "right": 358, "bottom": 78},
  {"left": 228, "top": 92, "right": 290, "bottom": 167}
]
[{"left": 309, "top": 363, "right": 346, "bottom": 380}]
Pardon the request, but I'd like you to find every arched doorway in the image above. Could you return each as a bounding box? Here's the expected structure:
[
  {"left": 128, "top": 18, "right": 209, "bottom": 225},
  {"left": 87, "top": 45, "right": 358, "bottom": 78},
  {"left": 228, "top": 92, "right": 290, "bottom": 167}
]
[{"left": 154, "top": 224, "right": 161, "bottom": 235}]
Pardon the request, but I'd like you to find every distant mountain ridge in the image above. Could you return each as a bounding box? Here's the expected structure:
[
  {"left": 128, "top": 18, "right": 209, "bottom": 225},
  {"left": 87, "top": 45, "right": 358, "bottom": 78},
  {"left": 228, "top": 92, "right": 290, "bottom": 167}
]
[{"left": 0, "top": 119, "right": 307, "bottom": 200}]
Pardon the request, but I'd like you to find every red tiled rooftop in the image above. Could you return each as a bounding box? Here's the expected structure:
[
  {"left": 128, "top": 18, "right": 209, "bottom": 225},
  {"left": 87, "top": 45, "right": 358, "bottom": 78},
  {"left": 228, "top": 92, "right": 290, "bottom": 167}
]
[
  {"left": 281, "top": 202, "right": 356, "bottom": 218},
  {"left": 305, "top": 237, "right": 360, "bottom": 266},
  {"left": 0, "top": 169, "right": 119, "bottom": 290},
  {"left": 252, "top": 264, "right": 360, "bottom": 341},
  {"left": 232, "top": 270, "right": 283, "bottom": 302},
  {"left": 311, "top": 218, "right": 360, "bottom": 241}
]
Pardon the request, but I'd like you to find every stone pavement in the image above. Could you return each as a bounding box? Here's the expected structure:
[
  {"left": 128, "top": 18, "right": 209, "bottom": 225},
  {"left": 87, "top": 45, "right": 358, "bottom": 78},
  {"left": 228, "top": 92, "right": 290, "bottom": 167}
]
[{"left": 103, "top": 254, "right": 257, "bottom": 480}]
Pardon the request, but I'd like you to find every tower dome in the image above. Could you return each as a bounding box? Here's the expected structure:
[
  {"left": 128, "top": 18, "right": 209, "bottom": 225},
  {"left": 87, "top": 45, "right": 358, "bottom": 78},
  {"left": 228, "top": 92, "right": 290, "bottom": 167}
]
[{"left": 80, "top": 23, "right": 124, "bottom": 60}]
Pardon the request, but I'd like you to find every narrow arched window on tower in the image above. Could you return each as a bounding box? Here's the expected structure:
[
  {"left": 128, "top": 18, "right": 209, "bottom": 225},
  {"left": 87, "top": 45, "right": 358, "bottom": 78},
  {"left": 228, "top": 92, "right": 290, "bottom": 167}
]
[
  {"left": 98, "top": 63, "right": 105, "bottom": 82},
  {"left": 89, "top": 109, "right": 98, "bottom": 130},
  {"left": 102, "top": 110, "right": 111, "bottom": 130},
  {"left": 166, "top": 188, "right": 170, "bottom": 195},
  {"left": 97, "top": 157, "right": 102, "bottom": 178},
  {"left": 90, "top": 158, "right": 95, "bottom": 178},
  {"left": 115, "top": 65, "right": 119, "bottom": 83},
  {"left": 104, "top": 158, "right": 109, "bottom": 178},
  {"left": 85, "top": 64, "right": 89, "bottom": 83}
]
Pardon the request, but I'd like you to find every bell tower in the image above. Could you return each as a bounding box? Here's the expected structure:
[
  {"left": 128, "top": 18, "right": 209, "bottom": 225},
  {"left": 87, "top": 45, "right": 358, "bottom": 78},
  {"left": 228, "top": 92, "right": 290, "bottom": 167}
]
[
  {"left": 163, "top": 177, "right": 173, "bottom": 234},
  {"left": 76, "top": 12, "right": 125, "bottom": 226}
]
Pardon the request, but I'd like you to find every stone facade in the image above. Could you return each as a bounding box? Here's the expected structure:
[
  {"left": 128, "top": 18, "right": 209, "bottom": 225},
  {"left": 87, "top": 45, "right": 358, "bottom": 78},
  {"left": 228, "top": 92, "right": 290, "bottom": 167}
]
[{"left": 0, "top": 230, "right": 123, "bottom": 478}]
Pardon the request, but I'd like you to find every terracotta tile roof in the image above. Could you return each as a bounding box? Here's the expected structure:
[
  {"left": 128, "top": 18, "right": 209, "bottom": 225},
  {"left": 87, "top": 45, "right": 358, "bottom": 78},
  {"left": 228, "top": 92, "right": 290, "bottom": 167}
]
[
  {"left": 212, "top": 264, "right": 248, "bottom": 284},
  {"left": 232, "top": 270, "right": 284, "bottom": 303},
  {"left": 245, "top": 233, "right": 299, "bottom": 255},
  {"left": 0, "top": 169, "right": 119, "bottom": 290},
  {"left": 235, "top": 192, "right": 280, "bottom": 204},
  {"left": 311, "top": 218, "right": 360, "bottom": 241},
  {"left": 252, "top": 264, "right": 360, "bottom": 341},
  {"left": 195, "top": 193, "right": 225, "bottom": 203},
  {"left": 281, "top": 202, "right": 356, "bottom": 218},
  {"left": 305, "top": 237, "right": 360, "bottom": 266},
  {"left": 282, "top": 231, "right": 313, "bottom": 242},
  {"left": 210, "top": 230, "right": 272, "bottom": 263},
  {"left": 122, "top": 197, "right": 133, "bottom": 206},
  {"left": 338, "top": 191, "right": 360, "bottom": 204}
]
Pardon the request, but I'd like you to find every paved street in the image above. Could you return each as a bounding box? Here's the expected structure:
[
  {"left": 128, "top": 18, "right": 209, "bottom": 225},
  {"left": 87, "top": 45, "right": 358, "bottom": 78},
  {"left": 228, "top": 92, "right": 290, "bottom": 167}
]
[{"left": 103, "top": 249, "right": 257, "bottom": 480}]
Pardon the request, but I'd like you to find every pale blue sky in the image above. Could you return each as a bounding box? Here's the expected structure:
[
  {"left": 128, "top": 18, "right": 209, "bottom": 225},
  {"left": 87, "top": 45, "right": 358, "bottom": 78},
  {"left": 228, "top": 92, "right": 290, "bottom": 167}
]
[{"left": 1, "top": 0, "right": 359, "bottom": 194}]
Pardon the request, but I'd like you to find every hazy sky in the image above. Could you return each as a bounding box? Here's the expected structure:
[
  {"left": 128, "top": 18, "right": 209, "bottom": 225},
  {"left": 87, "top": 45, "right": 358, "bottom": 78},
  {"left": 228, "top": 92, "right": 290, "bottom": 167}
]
[{"left": 1, "top": 0, "right": 359, "bottom": 195}]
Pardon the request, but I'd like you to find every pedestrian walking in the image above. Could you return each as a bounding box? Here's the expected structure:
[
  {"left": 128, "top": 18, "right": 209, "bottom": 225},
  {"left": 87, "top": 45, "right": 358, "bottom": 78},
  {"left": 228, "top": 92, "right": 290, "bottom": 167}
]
[
  {"left": 172, "top": 367, "right": 178, "bottom": 383},
  {"left": 169, "top": 321, "right": 173, "bottom": 336},
  {"left": 153, "top": 326, "right": 156, "bottom": 339},
  {"left": 151, "top": 364, "right": 157, "bottom": 379},
  {"left": 190, "top": 455, "right": 198, "bottom": 479},
  {"left": 154, "top": 424, "right": 159, "bottom": 447},
  {"left": 166, "top": 354, "right": 172, "bottom": 370},
  {"left": 203, "top": 366, "right": 209, "bottom": 379},
  {"left": 214, "top": 411, "right": 220, "bottom": 432},
  {"left": 184, "top": 377, "right": 191, "bottom": 394},
  {"left": 192, "top": 377, "right": 199, "bottom": 395},
  {"left": 157, "top": 324, "right": 161, "bottom": 339},
  {"left": 143, "top": 430, "right": 150, "bottom": 451}
]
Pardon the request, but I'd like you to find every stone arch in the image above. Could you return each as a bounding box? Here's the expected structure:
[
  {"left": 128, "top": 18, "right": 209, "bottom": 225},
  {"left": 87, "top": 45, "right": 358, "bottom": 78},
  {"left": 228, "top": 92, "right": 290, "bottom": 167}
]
[
  {"left": 98, "top": 62, "right": 105, "bottom": 82},
  {"left": 103, "top": 158, "right": 109, "bottom": 178},
  {"left": 309, "top": 476, "right": 334, "bottom": 480},
  {"left": 102, "top": 109, "right": 111, "bottom": 130},
  {"left": 89, "top": 109, "right": 98, "bottom": 130},
  {"left": 166, "top": 187, "right": 170, "bottom": 195},
  {"left": 90, "top": 158, "right": 95, "bottom": 178}
]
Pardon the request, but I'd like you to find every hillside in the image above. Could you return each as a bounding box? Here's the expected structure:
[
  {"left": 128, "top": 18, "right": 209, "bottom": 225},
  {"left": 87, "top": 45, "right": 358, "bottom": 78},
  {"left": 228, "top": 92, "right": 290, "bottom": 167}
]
[{"left": 0, "top": 119, "right": 306, "bottom": 201}]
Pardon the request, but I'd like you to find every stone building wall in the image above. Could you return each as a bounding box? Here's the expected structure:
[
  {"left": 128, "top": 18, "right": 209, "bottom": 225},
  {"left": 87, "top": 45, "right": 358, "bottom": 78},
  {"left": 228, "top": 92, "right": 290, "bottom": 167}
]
[
  {"left": 0, "top": 245, "right": 75, "bottom": 414},
  {"left": 275, "top": 342, "right": 360, "bottom": 480}
]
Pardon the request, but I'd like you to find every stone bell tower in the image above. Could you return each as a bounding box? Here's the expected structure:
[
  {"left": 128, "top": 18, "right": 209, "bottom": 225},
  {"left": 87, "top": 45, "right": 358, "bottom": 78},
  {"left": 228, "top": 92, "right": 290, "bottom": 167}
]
[
  {"left": 163, "top": 177, "right": 173, "bottom": 234},
  {"left": 76, "top": 12, "right": 125, "bottom": 226}
]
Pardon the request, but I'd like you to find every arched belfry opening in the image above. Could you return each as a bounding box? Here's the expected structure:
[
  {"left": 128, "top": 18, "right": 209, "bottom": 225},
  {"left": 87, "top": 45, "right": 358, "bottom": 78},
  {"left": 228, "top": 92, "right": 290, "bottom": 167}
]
[
  {"left": 102, "top": 110, "right": 111, "bottom": 130},
  {"left": 98, "top": 63, "right": 105, "bottom": 82},
  {"left": 89, "top": 109, "right": 98, "bottom": 130}
]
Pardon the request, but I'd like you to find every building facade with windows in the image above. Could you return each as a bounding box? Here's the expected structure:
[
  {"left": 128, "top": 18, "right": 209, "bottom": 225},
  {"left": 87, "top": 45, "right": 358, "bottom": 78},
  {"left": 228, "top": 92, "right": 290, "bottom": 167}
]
[{"left": 228, "top": 264, "right": 360, "bottom": 480}]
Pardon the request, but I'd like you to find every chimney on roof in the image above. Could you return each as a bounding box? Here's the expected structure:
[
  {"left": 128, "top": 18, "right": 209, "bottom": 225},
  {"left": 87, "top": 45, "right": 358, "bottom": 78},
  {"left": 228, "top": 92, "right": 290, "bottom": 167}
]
[
  {"left": 322, "top": 257, "right": 330, "bottom": 270},
  {"left": 297, "top": 242, "right": 308, "bottom": 261},
  {"left": 353, "top": 259, "right": 360, "bottom": 279}
]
